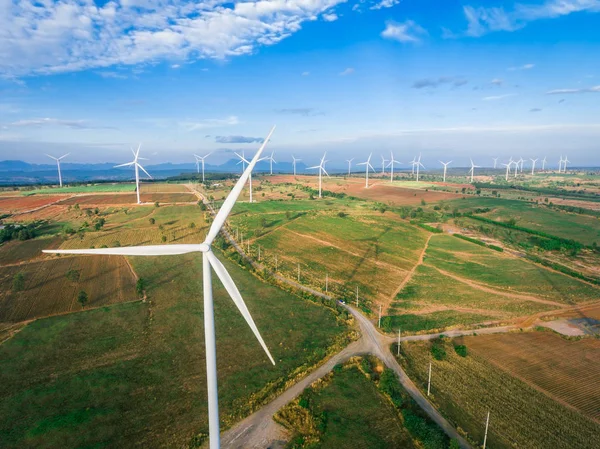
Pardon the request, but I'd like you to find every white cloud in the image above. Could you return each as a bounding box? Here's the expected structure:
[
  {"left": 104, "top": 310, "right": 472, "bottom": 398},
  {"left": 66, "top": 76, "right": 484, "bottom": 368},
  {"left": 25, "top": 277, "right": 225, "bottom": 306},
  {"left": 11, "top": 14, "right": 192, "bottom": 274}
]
[
  {"left": 482, "top": 93, "right": 517, "bottom": 101},
  {"left": 179, "top": 115, "right": 240, "bottom": 131},
  {"left": 171, "top": 64, "right": 181, "bottom": 69},
  {"left": 508, "top": 63, "right": 535, "bottom": 71},
  {"left": 9, "top": 118, "right": 102, "bottom": 129},
  {"left": 546, "top": 85, "right": 600, "bottom": 94},
  {"left": 322, "top": 13, "right": 338, "bottom": 22},
  {"left": 97, "top": 71, "right": 128, "bottom": 79},
  {"left": 301, "top": 71, "right": 310, "bottom": 76},
  {"left": 339, "top": 67, "right": 354, "bottom": 76},
  {"left": 0, "top": 0, "right": 348, "bottom": 77},
  {"left": 490, "top": 78, "right": 503, "bottom": 85},
  {"left": 381, "top": 20, "right": 427, "bottom": 43},
  {"left": 370, "top": 0, "right": 400, "bottom": 10},
  {"left": 455, "top": 0, "right": 600, "bottom": 38}
]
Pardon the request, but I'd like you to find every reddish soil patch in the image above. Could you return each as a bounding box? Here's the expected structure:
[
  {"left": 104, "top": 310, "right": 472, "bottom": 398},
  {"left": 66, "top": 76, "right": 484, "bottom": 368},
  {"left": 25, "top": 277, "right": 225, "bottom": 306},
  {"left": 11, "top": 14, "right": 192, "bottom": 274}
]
[
  {"left": 0, "top": 195, "right": 64, "bottom": 213},
  {"left": 269, "top": 175, "right": 462, "bottom": 205},
  {"left": 58, "top": 193, "right": 196, "bottom": 205}
]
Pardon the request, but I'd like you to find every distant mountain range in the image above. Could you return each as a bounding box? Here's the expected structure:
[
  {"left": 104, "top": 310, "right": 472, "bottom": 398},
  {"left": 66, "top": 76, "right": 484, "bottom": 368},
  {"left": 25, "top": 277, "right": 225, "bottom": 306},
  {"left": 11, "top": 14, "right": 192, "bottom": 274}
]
[{"left": 0, "top": 159, "right": 317, "bottom": 185}]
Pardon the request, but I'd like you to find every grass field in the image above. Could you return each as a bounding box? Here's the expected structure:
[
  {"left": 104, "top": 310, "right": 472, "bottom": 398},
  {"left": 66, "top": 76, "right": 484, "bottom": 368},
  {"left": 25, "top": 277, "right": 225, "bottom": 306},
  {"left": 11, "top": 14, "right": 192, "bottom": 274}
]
[
  {"left": 276, "top": 363, "right": 416, "bottom": 448},
  {"left": 58, "top": 192, "right": 196, "bottom": 205},
  {"left": 0, "top": 252, "right": 350, "bottom": 448},
  {"left": 0, "top": 255, "right": 138, "bottom": 322},
  {"left": 0, "top": 237, "right": 62, "bottom": 266},
  {"left": 397, "top": 335, "right": 600, "bottom": 449},
  {"left": 22, "top": 184, "right": 136, "bottom": 194}
]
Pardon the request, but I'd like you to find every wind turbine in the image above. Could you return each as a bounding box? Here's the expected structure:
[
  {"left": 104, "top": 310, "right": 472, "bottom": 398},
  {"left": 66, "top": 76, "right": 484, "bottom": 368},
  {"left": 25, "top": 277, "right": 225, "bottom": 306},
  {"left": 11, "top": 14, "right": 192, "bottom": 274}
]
[
  {"left": 410, "top": 156, "right": 417, "bottom": 175},
  {"left": 45, "top": 153, "right": 69, "bottom": 188},
  {"left": 381, "top": 155, "right": 388, "bottom": 175},
  {"left": 558, "top": 155, "right": 564, "bottom": 173},
  {"left": 43, "top": 126, "right": 277, "bottom": 449},
  {"left": 530, "top": 158, "right": 538, "bottom": 175},
  {"left": 307, "top": 152, "right": 329, "bottom": 198},
  {"left": 563, "top": 156, "right": 570, "bottom": 172},
  {"left": 469, "top": 159, "right": 480, "bottom": 183},
  {"left": 292, "top": 155, "right": 301, "bottom": 176},
  {"left": 267, "top": 151, "right": 277, "bottom": 175},
  {"left": 439, "top": 160, "right": 452, "bottom": 183},
  {"left": 236, "top": 152, "right": 264, "bottom": 203},
  {"left": 517, "top": 157, "right": 524, "bottom": 173},
  {"left": 492, "top": 157, "right": 498, "bottom": 169},
  {"left": 345, "top": 158, "right": 354, "bottom": 176},
  {"left": 194, "top": 152, "right": 212, "bottom": 183},
  {"left": 501, "top": 160, "right": 512, "bottom": 181},
  {"left": 415, "top": 154, "right": 425, "bottom": 182},
  {"left": 541, "top": 156, "right": 547, "bottom": 171},
  {"left": 114, "top": 145, "right": 152, "bottom": 204},
  {"left": 357, "top": 153, "right": 375, "bottom": 188},
  {"left": 387, "top": 151, "right": 401, "bottom": 182}
]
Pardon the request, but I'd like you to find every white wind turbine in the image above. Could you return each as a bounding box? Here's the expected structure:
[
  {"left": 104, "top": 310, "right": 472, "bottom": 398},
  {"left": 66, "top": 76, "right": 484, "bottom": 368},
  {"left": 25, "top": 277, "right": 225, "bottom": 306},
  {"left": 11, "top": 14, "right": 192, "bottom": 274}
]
[
  {"left": 292, "top": 155, "right": 301, "bottom": 176},
  {"left": 558, "top": 155, "right": 564, "bottom": 172},
  {"left": 43, "top": 126, "right": 277, "bottom": 449},
  {"left": 542, "top": 156, "right": 547, "bottom": 171},
  {"left": 517, "top": 157, "right": 524, "bottom": 173},
  {"left": 236, "top": 152, "right": 265, "bottom": 203},
  {"left": 439, "top": 160, "right": 452, "bottom": 183},
  {"left": 492, "top": 157, "right": 498, "bottom": 169},
  {"left": 387, "top": 151, "right": 401, "bottom": 182},
  {"left": 410, "top": 156, "right": 417, "bottom": 175},
  {"left": 563, "top": 156, "right": 570, "bottom": 172},
  {"left": 415, "top": 153, "right": 425, "bottom": 182},
  {"left": 346, "top": 158, "right": 354, "bottom": 176},
  {"left": 381, "top": 155, "right": 388, "bottom": 174},
  {"left": 307, "top": 152, "right": 329, "bottom": 198},
  {"left": 194, "top": 152, "right": 212, "bottom": 183},
  {"left": 530, "top": 158, "right": 538, "bottom": 175},
  {"left": 501, "top": 160, "right": 513, "bottom": 181},
  {"left": 45, "top": 153, "right": 70, "bottom": 188},
  {"left": 357, "top": 153, "right": 375, "bottom": 188},
  {"left": 114, "top": 145, "right": 152, "bottom": 204},
  {"left": 267, "top": 151, "right": 277, "bottom": 175},
  {"left": 468, "top": 159, "right": 480, "bottom": 183}
]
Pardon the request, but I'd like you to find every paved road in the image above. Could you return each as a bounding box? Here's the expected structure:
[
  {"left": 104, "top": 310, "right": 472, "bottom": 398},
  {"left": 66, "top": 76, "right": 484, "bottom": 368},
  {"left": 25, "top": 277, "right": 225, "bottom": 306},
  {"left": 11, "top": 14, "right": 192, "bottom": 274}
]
[{"left": 190, "top": 186, "right": 484, "bottom": 448}]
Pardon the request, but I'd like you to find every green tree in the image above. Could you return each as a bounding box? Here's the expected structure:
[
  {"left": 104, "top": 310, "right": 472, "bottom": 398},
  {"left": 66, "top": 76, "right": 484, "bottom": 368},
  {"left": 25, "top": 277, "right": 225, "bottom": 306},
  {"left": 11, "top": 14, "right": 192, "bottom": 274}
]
[
  {"left": 154, "top": 201, "right": 160, "bottom": 207},
  {"left": 136, "top": 278, "right": 146, "bottom": 297},
  {"left": 65, "top": 269, "right": 81, "bottom": 282},
  {"left": 77, "top": 290, "right": 89, "bottom": 308},
  {"left": 149, "top": 218, "right": 155, "bottom": 225},
  {"left": 161, "top": 235, "right": 167, "bottom": 243},
  {"left": 12, "top": 272, "right": 25, "bottom": 291},
  {"left": 189, "top": 222, "right": 196, "bottom": 229}
]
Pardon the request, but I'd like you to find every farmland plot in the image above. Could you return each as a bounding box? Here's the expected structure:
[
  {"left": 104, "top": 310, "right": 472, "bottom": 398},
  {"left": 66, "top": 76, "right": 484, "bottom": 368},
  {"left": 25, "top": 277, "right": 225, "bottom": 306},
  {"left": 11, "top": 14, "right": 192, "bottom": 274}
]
[
  {"left": 140, "top": 183, "right": 189, "bottom": 193},
  {"left": 0, "top": 195, "right": 64, "bottom": 213},
  {"left": 0, "top": 256, "right": 138, "bottom": 322},
  {"left": 0, "top": 237, "right": 62, "bottom": 266},
  {"left": 58, "top": 193, "right": 196, "bottom": 205}
]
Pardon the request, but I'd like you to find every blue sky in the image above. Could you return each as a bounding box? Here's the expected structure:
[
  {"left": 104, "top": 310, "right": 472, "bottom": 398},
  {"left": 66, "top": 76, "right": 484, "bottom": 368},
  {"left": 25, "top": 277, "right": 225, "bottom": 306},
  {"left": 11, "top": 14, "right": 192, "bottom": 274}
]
[{"left": 1, "top": 0, "right": 599, "bottom": 167}]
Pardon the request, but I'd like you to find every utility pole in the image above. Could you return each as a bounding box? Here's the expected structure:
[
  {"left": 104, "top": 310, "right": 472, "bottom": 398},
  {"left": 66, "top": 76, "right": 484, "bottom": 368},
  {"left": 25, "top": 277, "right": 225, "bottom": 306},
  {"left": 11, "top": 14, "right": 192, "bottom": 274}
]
[
  {"left": 397, "top": 328, "right": 401, "bottom": 356},
  {"left": 356, "top": 286, "right": 359, "bottom": 307},
  {"left": 378, "top": 304, "right": 382, "bottom": 328},
  {"left": 297, "top": 263, "right": 300, "bottom": 282},
  {"left": 275, "top": 255, "right": 278, "bottom": 272},
  {"left": 325, "top": 273, "right": 328, "bottom": 293},
  {"left": 483, "top": 411, "right": 490, "bottom": 449},
  {"left": 235, "top": 228, "right": 238, "bottom": 240},
  {"left": 247, "top": 241, "right": 250, "bottom": 254},
  {"left": 258, "top": 245, "right": 261, "bottom": 261},
  {"left": 427, "top": 362, "right": 432, "bottom": 396}
]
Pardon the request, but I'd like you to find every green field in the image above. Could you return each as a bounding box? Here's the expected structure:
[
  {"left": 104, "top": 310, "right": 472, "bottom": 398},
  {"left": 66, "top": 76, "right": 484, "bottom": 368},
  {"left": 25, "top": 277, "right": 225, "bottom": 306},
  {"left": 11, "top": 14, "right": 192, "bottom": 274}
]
[
  {"left": 0, "top": 252, "right": 350, "bottom": 448},
  {"left": 23, "top": 184, "right": 137, "bottom": 194},
  {"left": 396, "top": 337, "right": 600, "bottom": 449}
]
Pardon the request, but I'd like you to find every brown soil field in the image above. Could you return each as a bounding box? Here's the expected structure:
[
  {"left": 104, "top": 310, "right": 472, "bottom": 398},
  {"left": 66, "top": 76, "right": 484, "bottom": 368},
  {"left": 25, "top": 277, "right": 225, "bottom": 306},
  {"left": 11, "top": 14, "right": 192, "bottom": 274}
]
[
  {"left": 140, "top": 183, "right": 190, "bottom": 193},
  {"left": 463, "top": 332, "right": 600, "bottom": 422},
  {"left": 0, "top": 237, "right": 62, "bottom": 266},
  {"left": 268, "top": 175, "right": 462, "bottom": 205},
  {"left": 58, "top": 193, "right": 196, "bottom": 205},
  {"left": 0, "top": 195, "right": 64, "bottom": 212},
  {"left": 7, "top": 204, "right": 72, "bottom": 222},
  {"left": 0, "top": 255, "right": 138, "bottom": 323}
]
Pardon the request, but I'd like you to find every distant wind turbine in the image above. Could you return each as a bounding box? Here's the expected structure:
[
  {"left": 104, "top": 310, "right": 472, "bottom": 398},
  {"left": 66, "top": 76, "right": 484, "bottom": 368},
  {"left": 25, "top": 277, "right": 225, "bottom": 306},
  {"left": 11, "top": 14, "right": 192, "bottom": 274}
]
[
  {"left": 267, "top": 151, "right": 277, "bottom": 175},
  {"left": 410, "top": 156, "right": 417, "bottom": 175},
  {"left": 558, "top": 155, "right": 564, "bottom": 172},
  {"left": 469, "top": 159, "right": 480, "bottom": 183},
  {"left": 114, "top": 145, "right": 151, "bottom": 204},
  {"left": 44, "top": 126, "right": 277, "bottom": 449},
  {"left": 381, "top": 155, "right": 388, "bottom": 175},
  {"left": 292, "top": 155, "right": 301, "bottom": 176},
  {"left": 501, "top": 160, "right": 513, "bottom": 182},
  {"left": 492, "top": 157, "right": 498, "bottom": 169},
  {"left": 346, "top": 158, "right": 354, "bottom": 176},
  {"left": 517, "top": 157, "right": 524, "bottom": 173},
  {"left": 415, "top": 154, "right": 425, "bottom": 182},
  {"left": 439, "top": 160, "right": 452, "bottom": 183},
  {"left": 45, "top": 153, "right": 69, "bottom": 188},
  {"left": 236, "top": 152, "right": 265, "bottom": 203},
  {"left": 194, "top": 152, "right": 212, "bottom": 183},
  {"left": 307, "top": 152, "right": 329, "bottom": 198},
  {"left": 387, "top": 151, "right": 401, "bottom": 182},
  {"left": 357, "top": 153, "right": 375, "bottom": 188},
  {"left": 542, "top": 156, "right": 547, "bottom": 171},
  {"left": 563, "top": 156, "right": 570, "bottom": 172},
  {"left": 530, "top": 158, "right": 538, "bottom": 175}
]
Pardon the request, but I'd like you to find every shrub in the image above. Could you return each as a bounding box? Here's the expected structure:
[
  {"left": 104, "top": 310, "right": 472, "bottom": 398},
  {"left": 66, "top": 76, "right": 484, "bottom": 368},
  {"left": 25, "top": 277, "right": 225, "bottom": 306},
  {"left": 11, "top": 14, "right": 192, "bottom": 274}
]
[
  {"left": 454, "top": 344, "right": 468, "bottom": 357},
  {"left": 378, "top": 369, "right": 403, "bottom": 407},
  {"left": 65, "top": 269, "right": 81, "bottom": 282},
  {"left": 12, "top": 273, "right": 25, "bottom": 291},
  {"left": 431, "top": 343, "right": 447, "bottom": 361},
  {"left": 136, "top": 278, "right": 146, "bottom": 297},
  {"left": 77, "top": 290, "right": 88, "bottom": 308},
  {"left": 149, "top": 218, "right": 155, "bottom": 225}
]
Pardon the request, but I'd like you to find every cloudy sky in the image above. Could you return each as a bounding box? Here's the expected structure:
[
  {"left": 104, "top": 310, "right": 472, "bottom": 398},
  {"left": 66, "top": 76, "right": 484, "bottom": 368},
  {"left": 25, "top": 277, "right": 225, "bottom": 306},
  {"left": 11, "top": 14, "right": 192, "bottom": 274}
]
[{"left": 0, "top": 0, "right": 599, "bottom": 167}]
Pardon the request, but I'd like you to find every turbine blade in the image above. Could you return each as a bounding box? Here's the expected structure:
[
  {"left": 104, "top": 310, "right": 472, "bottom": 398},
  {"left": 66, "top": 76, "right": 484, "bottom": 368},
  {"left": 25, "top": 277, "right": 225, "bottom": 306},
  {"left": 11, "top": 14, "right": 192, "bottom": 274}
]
[
  {"left": 356, "top": 162, "right": 367, "bottom": 166},
  {"left": 206, "top": 251, "right": 275, "bottom": 365},
  {"left": 204, "top": 126, "right": 275, "bottom": 246},
  {"left": 114, "top": 162, "right": 135, "bottom": 168},
  {"left": 137, "top": 164, "right": 153, "bottom": 179},
  {"left": 45, "top": 154, "right": 58, "bottom": 160},
  {"left": 43, "top": 244, "right": 206, "bottom": 256},
  {"left": 322, "top": 167, "right": 330, "bottom": 178},
  {"left": 307, "top": 165, "right": 320, "bottom": 170},
  {"left": 59, "top": 153, "right": 70, "bottom": 160}
]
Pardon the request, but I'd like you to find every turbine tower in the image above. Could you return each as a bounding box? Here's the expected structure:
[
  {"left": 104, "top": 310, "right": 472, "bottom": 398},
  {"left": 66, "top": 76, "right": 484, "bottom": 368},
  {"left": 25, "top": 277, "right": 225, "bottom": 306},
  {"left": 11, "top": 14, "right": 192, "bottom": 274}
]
[
  {"left": 563, "top": 156, "right": 570, "bottom": 172},
  {"left": 114, "top": 145, "right": 152, "bottom": 204},
  {"left": 541, "top": 156, "right": 547, "bottom": 171},
  {"left": 410, "top": 156, "right": 417, "bottom": 175},
  {"left": 346, "top": 158, "right": 354, "bottom": 176},
  {"left": 236, "top": 152, "right": 264, "bottom": 203},
  {"left": 469, "top": 159, "right": 480, "bottom": 183},
  {"left": 492, "top": 157, "right": 498, "bottom": 169},
  {"left": 517, "top": 157, "right": 524, "bottom": 173},
  {"left": 501, "top": 160, "right": 512, "bottom": 182},
  {"left": 387, "top": 151, "right": 401, "bottom": 182},
  {"left": 415, "top": 154, "right": 425, "bottom": 182},
  {"left": 558, "top": 155, "right": 564, "bottom": 173},
  {"left": 292, "top": 155, "right": 301, "bottom": 176},
  {"left": 267, "top": 151, "right": 277, "bottom": 175},
  {"left": 307, "top": 152, "right": 329, "bottom": 198},
  {"left": 45, "top": 153, "right": 69, "bottom": 188},
  {"left": 530, "top": 158, "right": 538, "bottom": 175},
  {"left": 194, "top": 152, "right": 212, "bottom": 183},
  {"left": 357, "top": 153, "right": 375, "bottom": 188},
  {"left": 439, "top": 160, "right": 452, "bottom": 183},
  {"left": 43, "top": 126, "right": 277, "bottom": 449},
  {"left": 381, "top": 155, "right": 388, "bottom": 175}
]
